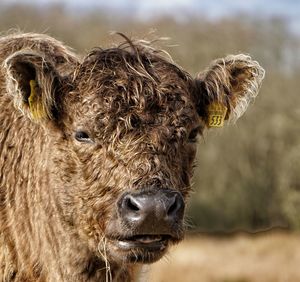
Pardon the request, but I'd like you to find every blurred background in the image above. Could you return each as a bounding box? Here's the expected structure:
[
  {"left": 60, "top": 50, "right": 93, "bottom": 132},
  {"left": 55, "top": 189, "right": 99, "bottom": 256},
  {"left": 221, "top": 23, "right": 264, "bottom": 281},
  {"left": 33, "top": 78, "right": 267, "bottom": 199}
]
[{"left": 1, "top": 0, "right": 299, "bottom": 281}]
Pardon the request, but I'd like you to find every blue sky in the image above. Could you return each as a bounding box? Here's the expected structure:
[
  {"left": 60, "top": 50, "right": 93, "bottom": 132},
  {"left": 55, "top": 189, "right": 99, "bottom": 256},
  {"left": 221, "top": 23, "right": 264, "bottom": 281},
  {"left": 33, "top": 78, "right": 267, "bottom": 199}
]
[{"left": 2, "top": 0, "right": 300, "bottom": 34}]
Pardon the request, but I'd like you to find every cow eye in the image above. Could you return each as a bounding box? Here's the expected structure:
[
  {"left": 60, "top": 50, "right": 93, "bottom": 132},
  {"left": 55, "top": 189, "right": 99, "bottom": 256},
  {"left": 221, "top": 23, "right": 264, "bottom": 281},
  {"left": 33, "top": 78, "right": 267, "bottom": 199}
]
[
  {"left": 188, "top": 128, "right": 199, "bottom": 143},
  {"left": 74, "top": 131, "right": 93, "bottom": 143}
]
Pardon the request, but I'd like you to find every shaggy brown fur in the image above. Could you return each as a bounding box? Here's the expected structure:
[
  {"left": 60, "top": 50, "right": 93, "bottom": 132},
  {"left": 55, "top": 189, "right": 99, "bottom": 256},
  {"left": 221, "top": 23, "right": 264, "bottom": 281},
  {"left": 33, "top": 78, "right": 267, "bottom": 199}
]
[{"left": 0, "top": 32, "right": 264, "bottom": 281}]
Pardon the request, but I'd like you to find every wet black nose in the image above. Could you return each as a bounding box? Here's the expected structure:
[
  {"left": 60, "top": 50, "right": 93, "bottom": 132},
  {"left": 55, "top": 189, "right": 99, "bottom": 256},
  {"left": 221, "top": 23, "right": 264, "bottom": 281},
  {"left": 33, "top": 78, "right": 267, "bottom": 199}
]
[{"left": 117, "top": 188, "right": 185, "bottom": 235}]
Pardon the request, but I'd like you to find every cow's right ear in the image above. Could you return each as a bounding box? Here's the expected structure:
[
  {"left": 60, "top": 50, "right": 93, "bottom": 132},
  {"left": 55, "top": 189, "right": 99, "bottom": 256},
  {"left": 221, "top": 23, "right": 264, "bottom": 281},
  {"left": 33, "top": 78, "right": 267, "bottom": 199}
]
[{"left": 3, "top": 50, "right": 62, "bottom": 121}]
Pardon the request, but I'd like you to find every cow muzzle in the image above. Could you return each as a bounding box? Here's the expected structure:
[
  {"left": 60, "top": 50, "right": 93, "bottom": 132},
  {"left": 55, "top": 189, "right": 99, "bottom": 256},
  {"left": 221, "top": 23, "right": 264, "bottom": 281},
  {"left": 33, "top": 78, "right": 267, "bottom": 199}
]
[{"left": 106, "top": 187, "right": 185, "bottom": 263}]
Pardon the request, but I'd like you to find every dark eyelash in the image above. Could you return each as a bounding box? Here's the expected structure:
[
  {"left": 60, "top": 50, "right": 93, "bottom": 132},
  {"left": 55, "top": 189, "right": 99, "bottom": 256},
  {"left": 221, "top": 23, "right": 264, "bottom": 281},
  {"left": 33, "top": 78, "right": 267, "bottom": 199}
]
[{"left": 74, "top": 131, "right": 93, "bottom": 143}]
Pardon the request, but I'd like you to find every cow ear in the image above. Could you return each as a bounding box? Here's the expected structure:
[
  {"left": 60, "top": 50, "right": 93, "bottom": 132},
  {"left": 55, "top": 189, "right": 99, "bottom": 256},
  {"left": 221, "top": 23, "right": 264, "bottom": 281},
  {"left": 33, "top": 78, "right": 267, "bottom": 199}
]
[
  {"left": 3, "top": 50, "right": 62, "bottom": 121},
  {"left": 195, "top": 54, "right": 265, "bottom": 128}
]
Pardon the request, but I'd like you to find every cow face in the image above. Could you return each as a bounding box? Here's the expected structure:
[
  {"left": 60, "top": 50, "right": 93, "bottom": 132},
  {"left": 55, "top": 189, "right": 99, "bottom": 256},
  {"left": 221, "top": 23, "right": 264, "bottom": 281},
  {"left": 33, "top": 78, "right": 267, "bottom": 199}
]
[{"left": 3, "top": 40, "right": 264, "bottom": 264}]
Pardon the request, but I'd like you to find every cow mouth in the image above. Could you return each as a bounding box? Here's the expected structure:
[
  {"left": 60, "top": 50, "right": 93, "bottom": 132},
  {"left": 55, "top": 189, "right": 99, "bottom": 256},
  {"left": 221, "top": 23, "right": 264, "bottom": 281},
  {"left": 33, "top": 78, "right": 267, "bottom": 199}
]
[
  {"left": 115, "top": 234, "right": 171, "bottom": 250},
  {"left": 107, "top": 234, "right": 176, "bottom": 263}
]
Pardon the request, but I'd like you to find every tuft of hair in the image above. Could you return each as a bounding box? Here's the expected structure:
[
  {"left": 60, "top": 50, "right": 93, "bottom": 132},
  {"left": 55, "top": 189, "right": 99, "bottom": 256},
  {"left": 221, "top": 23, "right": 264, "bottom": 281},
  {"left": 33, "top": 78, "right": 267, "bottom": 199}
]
[{"left": 74, "top": 33, "right": 178, "bottom": 81}]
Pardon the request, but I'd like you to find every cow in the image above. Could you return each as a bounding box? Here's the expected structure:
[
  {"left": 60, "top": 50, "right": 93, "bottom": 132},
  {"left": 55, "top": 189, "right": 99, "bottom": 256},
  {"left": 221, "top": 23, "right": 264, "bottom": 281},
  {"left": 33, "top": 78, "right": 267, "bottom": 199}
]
[{"left": 0, "top": 32, "right": 264, "bottom": 281}]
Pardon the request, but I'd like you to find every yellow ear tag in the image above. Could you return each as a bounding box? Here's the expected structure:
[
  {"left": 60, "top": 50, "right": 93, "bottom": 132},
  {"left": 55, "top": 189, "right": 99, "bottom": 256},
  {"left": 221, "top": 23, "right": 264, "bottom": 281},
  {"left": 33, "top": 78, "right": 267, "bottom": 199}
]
[
  {"left": 207, "top": 102, "right": 227, "bottom": 128},
  {"left": 28, "top": 80, "right": 45, "bottom": 119}
]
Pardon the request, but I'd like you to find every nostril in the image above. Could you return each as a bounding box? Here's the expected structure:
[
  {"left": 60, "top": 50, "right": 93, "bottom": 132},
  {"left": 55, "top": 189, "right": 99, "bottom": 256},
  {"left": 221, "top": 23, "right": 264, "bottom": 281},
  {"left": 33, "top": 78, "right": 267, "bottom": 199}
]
[
  {"left": 123, "top": 195, "right": 140, "bottom": 212},
  {"left": 167, "top": 194, "right": 184, "bottom": 217}
]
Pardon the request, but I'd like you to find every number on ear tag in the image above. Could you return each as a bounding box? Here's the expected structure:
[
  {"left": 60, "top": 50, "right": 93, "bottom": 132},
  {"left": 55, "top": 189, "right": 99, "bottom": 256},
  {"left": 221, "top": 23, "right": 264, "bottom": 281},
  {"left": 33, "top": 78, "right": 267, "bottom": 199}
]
[{"left": 208, "top": 102, "right": 227, "bottom": 128}]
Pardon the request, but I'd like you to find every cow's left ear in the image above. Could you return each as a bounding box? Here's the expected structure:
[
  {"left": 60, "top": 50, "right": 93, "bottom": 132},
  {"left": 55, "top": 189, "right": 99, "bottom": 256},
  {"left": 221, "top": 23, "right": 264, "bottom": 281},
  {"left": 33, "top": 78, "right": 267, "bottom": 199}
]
[
  {"left": 3, "top": 50, "right": 63, "bottom": 121},
  {"left": 195, "top": 54, "right": 265, "bottom": 128}
]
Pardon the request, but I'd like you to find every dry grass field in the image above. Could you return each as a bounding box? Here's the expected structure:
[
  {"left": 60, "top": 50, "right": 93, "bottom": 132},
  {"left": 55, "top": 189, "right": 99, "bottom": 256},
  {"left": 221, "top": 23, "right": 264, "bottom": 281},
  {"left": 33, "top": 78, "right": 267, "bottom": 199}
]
[{"left": 148, "top": 231, "right": 300, "bottom": 282}]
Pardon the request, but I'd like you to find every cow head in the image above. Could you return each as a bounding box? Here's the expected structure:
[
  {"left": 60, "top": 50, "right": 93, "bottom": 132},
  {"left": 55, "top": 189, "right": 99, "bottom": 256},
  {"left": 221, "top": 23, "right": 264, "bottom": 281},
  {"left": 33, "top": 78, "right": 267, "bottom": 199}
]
[{"left": 3, "top": 37, "right": 264, "bottom": 265}]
